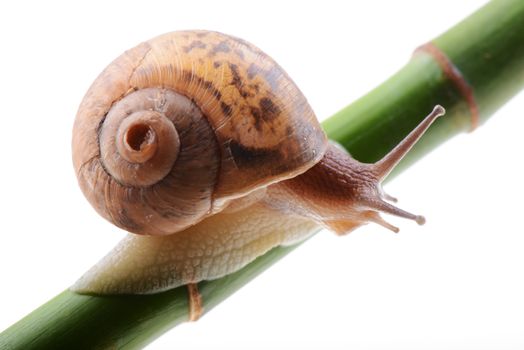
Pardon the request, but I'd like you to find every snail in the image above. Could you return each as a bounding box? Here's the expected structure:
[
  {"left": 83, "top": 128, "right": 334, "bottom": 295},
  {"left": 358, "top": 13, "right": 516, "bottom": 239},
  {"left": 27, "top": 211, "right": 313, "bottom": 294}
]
[{"left": 72, "top": 31, "right": 444, "bottom": 299}]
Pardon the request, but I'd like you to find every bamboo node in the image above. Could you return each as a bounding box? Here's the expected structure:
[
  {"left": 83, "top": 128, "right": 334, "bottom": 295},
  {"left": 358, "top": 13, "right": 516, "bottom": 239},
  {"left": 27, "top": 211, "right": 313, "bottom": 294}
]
[{"left": 415, "top": 42, "right": 479, "bottom": 132}]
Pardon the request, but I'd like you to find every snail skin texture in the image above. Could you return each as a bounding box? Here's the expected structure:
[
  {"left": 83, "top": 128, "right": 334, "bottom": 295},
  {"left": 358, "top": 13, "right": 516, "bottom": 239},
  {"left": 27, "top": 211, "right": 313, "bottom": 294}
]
[{"left": 72, "top": 30, "right": 444, "bottom": 294}]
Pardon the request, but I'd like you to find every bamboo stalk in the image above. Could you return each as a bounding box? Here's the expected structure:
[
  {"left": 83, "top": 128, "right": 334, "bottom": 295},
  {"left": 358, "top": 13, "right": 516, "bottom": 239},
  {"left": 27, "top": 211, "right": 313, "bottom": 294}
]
[{"left": 2, "top": 0, "right": 524, "bottom": 348}]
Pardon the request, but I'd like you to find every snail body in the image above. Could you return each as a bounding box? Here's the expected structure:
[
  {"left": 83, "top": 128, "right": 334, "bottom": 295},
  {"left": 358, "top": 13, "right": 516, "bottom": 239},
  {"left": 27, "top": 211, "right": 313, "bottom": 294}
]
[
  {"left": 73, "top": 202, "right": 319, "bottom": 294},
  {"left": 72, "top": 31, "right": 444, "bottom": 295}
]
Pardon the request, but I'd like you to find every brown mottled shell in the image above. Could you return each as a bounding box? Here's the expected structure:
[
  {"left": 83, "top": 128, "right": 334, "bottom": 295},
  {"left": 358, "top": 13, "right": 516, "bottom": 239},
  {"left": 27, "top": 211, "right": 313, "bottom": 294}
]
[{"left": 73, "top": 30, "right": 327, "bottom": 235}]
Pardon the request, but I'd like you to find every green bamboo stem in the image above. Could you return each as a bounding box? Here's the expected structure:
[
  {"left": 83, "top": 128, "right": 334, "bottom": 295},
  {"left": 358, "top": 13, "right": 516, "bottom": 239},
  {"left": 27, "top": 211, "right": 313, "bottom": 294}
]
[{"left": 2, "top": 0, "right": 524, "bottom": 348}]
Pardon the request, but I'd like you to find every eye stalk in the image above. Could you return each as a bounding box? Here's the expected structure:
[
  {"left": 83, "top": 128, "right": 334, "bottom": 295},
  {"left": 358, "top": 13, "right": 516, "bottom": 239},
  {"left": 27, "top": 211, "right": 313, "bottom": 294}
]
[{"left": 266, "top": 105, "right": 445, "bottom": 235}]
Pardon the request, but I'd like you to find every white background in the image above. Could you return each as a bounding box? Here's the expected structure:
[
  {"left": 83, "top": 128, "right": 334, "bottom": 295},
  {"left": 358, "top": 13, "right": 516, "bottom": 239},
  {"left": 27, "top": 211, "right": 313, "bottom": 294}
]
[{"left": 1, "top": 1, "right": 523, "bottom": 349}]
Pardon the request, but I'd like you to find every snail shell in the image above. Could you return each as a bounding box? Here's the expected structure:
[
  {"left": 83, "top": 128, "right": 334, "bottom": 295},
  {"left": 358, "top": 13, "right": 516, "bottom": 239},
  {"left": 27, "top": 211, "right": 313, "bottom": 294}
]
[{"left": 73, "top": 31, "right": 326, "bottom": 235}]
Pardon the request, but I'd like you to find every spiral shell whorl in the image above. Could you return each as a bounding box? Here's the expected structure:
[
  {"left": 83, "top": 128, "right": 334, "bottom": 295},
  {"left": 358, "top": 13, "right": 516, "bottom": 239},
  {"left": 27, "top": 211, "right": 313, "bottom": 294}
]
[
  {"left": 116, "top": 112, "right": 166, "bottom": 164},
  {"left": 75, "top": 87, "right": 220, "bottom": 235},
  {"left": 100, "top": 90, "right": 182, "bottom": 187}
]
